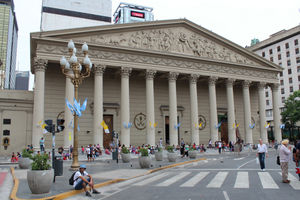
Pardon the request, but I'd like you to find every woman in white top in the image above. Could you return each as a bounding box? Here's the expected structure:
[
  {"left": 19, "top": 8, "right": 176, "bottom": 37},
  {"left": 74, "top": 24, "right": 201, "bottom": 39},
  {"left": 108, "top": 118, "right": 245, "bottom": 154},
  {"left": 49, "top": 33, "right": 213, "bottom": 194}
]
[
  {"left": 256, "top": 139, "right": 268, "bottom": 171},
  {"left": 279, "top": 139, "right": 292, "bottom": 183}
]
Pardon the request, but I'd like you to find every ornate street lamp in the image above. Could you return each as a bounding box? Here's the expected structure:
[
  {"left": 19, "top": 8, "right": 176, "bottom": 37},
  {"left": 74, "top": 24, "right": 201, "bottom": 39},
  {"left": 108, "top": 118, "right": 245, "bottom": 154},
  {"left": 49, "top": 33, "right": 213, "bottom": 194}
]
[{"left": 60, "top": 40, "right": 92, "bottom": 169}]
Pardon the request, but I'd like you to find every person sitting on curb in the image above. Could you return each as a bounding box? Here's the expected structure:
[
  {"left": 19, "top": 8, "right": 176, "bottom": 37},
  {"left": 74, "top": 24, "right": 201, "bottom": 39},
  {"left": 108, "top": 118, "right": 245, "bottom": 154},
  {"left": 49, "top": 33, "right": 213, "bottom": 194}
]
[{"left": 73, "top": 164, "right": 100, "bottom": 197}]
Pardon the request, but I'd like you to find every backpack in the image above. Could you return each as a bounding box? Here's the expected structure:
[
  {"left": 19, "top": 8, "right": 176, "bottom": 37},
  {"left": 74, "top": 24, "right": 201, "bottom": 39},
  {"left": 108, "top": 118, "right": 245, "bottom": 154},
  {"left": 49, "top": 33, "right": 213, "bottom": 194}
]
[{"left": 69, "top": 171, "right": 77, "bottom": 185}]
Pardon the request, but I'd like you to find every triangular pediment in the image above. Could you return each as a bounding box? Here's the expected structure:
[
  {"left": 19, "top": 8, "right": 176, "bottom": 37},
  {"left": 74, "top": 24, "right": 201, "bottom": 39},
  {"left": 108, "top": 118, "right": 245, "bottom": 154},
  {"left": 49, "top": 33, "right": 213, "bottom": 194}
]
[{"left": 32, "top": 19, "right": 282, "bottom": 72}]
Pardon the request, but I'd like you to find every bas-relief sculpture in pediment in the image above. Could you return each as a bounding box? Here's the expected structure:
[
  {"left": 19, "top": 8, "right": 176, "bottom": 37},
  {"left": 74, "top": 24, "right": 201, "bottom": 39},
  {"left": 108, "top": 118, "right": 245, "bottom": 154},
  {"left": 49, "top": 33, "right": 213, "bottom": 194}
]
[{"left": 72, "top": 27, "right": 257, "bottom": 66}]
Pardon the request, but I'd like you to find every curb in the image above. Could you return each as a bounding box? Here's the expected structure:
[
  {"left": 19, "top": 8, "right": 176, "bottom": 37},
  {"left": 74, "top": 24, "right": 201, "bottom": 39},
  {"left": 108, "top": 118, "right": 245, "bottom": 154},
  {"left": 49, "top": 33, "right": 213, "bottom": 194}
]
[{"left": 10, "top": 157, "right": 206, "bottom": 200}]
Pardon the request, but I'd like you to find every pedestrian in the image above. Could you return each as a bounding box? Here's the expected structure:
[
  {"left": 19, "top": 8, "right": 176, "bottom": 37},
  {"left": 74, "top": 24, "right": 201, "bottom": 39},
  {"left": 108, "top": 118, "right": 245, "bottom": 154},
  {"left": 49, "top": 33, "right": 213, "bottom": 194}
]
[
  {"left": 86, "top": 145, "right": 91, "bottom": 162},
  {"left": 218, "top": 141, "right": 222, "bottom": 154},
  {"left": 279, "top": 139, "right": 292, "bottom": 183},
  {"left": 292, "top": 140, "right": 300, "bottom": 181},
  {"left": 256, "top": 139, "right": 268, "bottom": 171},
  {"left": 11, "top": 152, "right": 18, "bottom": 162},
  {"left": 208, "top": 139, "right": 212, "bottom": 148},
  {"left": 40, "top": 137, "right": 45, "bottom": 152},
  {"left": 69, "top": 145, "right": 73, "bottom": 159},
  {"left": 159, "top": 138, "right": 163, "bottom": 147},
  {"left": 73, "top": 164, "right": 100, "bottom": 197}
]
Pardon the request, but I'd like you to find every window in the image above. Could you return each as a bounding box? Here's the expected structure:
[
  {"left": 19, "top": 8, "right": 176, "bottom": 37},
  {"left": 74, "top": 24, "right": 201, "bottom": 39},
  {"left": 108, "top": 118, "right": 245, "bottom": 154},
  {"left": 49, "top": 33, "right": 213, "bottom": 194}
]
[
  {"left": 290, "top": 86, "right": 293, "bottom": 93},
  {"left": 3, "top": 130, "right": 10, "bottom": 136},
  {"left": 279, "top": 62, "right": 282, "bottom": 66},
  {"left": 280, "top": 72, "right": 283, "bottom": 77},
  {"left": 288, "top": 68, "right": 292, "bottom": 74},
  {"left": 266, "top": 109, "right": 273, "bottom": 117},
  {"left": 277, "top": 46, "right": 281, "bottom": 52},
  {"left": 280, "top": 80, "right": 284, "bottom": 85},
  {"left": 286, "top": 51, "right": 290, "bottom": 57},
  {"left": 298, "top": 66, "right": 300, "bottom": 72},
  {"left": 285, "top": 43, "right": 289, "bottom": 49},
  {"left": 295, "top": 39, "right": 299, "bottom": 45},
  {"left": 270, "top": 57, "right": 273, "bottom": 62},
  {"left": 297, "top": 57, "right": 300, "bottom": 64},
  {"left": 298, "top": 75, "right": 300, "bottom": 81},
  {"left": 262, "top": 52, "right": 265, "bottom": 57},
  {"left": 265, "top": 91, "right": 269, "bottom": 97},
  {"left": 282, "top": 97, "right": 285, "bottom": 103},
  {"left": 266, "top": 100, "right": 270, "bottom": 106},
  {"left": 281, "top": 88, "right": 285, "bottom": 94},
  {"left": 3, "top": 119, "right": 11, "bottom": 124},
  {"left": 269, "top": 49, "right": 273, "bottom": 55},
  {"left": 287, "top": 60, "right": 291, "bottom": 66},
  {"left": 296, "top": 48, "right": 299, "bottom": 54},
  {"left": 278, "top": 54, "right": 281, "bottom": 60},
  {"left": 289, "top": 77, "right": 293, "bottom": 83}
]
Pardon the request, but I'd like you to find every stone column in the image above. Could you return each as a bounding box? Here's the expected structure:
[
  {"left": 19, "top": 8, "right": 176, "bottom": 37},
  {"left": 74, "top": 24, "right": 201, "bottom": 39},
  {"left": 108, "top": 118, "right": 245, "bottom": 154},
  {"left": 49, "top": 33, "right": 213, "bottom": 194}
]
[
  {"left": 208, "top": 76, "right": 218, "bottom": 143},
  {"left": 226, "top": 78, "right": 236, "bottom": 144},
  {"left": 32, "top": 58, "right": 47, "bottom": 149},
  {"left": 93, "top": 65, "right": 105, "bottom": 148},
  {"left": 121, "top": 67, "right": 132, "bottom": 147},
  {"left": 258, "top": 82, "right": 268, "bottom": 144},
  {"left": 271, "top": 83, "right": 282, "bottom": 142},
  {"left": 243, "top": 80, "right": 253, "bottom": 144},
  {"left": 63, "top": 70, "right": 74, "bottom": 149},
  {"left": 189, "top": 74, "right": 200, "bottom": 145},
  {"left": 146, "top": 70, "right": 156, "bottom": 146},
  {"left": 169, "top": 72, "right": 179, "bottom": 146}
]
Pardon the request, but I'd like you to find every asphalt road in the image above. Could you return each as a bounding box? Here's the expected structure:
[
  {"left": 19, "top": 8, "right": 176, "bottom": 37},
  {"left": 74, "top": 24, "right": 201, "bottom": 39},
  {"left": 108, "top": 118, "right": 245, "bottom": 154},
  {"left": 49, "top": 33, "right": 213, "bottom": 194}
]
[{"left": 90, "top": 150, "right": 300, "bottom": 200}]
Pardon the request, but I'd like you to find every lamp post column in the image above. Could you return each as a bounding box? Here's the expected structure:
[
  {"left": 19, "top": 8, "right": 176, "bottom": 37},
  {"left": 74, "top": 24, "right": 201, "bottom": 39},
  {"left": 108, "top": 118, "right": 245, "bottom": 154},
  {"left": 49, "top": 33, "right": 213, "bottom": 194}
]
[
  {"left": 121, "top": 67, "right": 132, "bottom": 147},
  {"left": 189, "top": 74, "right": 199, "bottom": 145},
  {"left": 63, "top": 70, "right": 74, "bottom": 149},
  {"left": 208, "top": 76, "right": 218, "bottom": 143},
  {"left": 226, "top": 78, "right": 236, "bottom": 144},
  {"left": 271, "top": 83, "right": 282, "bottom": 142},
  {"left": 32, "top": 58, "right": 47, "bottom": 149},
  {"left": 146, "top": 70, "right": 156, "bottom": 146},
  {"left": 243, "top": 80, "right": 253, "bottom": 144},
  {"left": 93, "top": 65, "right": 105, "bottom": 148},
  {"left": 169, "top": 72, "right": 179, "bottom": 146}
]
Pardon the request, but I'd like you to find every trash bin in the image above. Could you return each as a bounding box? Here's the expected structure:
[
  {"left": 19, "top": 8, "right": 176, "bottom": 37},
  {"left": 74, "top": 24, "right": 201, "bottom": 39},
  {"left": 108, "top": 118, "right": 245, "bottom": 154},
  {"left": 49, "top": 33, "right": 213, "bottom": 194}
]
[
  {"left": 112, "top": 150, "right": 118, "bottom": 160},
  {"left": 54, "top": 156, "right": 63, "bottom": 176}
]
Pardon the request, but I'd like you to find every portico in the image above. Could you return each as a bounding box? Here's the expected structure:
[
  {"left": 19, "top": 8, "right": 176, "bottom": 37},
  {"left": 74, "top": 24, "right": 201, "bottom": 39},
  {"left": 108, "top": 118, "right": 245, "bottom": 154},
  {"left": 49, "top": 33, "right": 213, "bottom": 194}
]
[{"left": 30, "top": 19, "right": 282, "bottom": 149}]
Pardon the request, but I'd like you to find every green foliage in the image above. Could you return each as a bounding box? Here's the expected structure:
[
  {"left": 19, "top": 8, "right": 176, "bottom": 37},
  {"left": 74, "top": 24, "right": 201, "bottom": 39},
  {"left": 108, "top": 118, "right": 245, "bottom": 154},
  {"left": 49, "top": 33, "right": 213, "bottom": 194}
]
[
  {"left": 31, "top": 154, "right": 51, "bottom": 170},
  {"left": 138, "top": 148, "right": 149, "bottom": 156},
  {"left": 166, "top": 146, "right": 174, "bottom": 153},
  {"left": 121, "top": 147, "right": 130, "bottom": 154},
  {"left": 22, "top": 149, "right": 33, "bottom": 159},
  {"left": 281, "top": 90, "right": 300, "bottom": 126},
  {"left": 157, "top": 147, "right": 162, "bottom": 152}
]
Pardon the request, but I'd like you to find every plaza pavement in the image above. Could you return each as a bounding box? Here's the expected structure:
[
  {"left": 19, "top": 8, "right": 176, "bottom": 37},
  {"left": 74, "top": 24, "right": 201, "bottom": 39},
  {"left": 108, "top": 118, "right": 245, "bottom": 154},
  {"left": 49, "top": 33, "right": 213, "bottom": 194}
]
[{"left": 0, "top": 148, "right": 253, "bottom": 200}]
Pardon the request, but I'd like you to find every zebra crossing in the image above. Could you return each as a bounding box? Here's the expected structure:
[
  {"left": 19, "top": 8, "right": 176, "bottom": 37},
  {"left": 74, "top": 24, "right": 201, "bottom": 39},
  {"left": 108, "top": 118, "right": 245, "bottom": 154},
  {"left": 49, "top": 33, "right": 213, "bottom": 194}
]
[{"left": 132, "top": 170, "right": 300, "bottom": 190}]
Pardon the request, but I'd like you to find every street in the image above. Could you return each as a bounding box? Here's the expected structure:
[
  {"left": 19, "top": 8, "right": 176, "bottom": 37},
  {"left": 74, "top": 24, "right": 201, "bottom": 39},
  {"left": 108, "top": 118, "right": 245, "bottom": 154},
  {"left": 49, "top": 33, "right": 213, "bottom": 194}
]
[{"left": 71, "top": 150, "right": 300, "bottom": 200}]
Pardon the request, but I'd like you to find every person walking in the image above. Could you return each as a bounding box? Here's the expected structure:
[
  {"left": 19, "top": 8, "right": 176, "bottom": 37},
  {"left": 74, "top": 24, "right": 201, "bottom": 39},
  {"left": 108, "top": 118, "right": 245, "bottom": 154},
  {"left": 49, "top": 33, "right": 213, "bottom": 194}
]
[
  {"left": 293, "top": 140, "right": 300, "bottom": 181},
  {"left": 218, "top": 141, "right": 222, "bottom": 154},
  {"left": 279, "top": 139, "right": 292, "bottom": 183},
  {"left": 39, "top": 137, "right": 45, "bottom": 152},
  {"left": 256, "top": 139, "right": 268, "bottom": 171}
]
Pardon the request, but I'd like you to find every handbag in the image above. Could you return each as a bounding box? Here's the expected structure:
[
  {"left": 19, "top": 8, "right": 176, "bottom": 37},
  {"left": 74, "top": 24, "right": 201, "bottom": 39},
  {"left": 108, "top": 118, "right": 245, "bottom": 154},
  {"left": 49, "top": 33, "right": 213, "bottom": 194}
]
[{"left": 276, "top": 156, "right": 280, "bottom": 165}]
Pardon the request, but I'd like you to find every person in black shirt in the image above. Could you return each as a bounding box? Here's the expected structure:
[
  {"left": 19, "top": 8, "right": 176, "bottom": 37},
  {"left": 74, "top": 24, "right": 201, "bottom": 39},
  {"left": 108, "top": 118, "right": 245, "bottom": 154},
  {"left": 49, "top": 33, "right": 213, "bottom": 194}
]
[{"left": 293, "top": 140, "right": 300, "bottom": 180}]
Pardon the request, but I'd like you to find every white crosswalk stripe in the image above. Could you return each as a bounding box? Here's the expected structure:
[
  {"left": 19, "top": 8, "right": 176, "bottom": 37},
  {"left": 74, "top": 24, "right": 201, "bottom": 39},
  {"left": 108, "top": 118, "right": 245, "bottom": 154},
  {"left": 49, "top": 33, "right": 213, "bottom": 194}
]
[
  {"left": 278, "top": 172, "right": 300, "bottom": 190},
  {"left": 234, "top": 172, "right": 249, "bottom": 188},
  {"left": 134, "top": 172, "right": 169, "bottom": 186},
  {"left": 258, "top": 172, "right": 279, "bottom": 189},
  {"left": 180, "top": 172, "right": 209, "bottom": 187},
  {"left": 207, "top": 172, "right": 228, "bottom": 188},
  {"left": 156, "top": 172, "right": 191, "bottom": 187}
]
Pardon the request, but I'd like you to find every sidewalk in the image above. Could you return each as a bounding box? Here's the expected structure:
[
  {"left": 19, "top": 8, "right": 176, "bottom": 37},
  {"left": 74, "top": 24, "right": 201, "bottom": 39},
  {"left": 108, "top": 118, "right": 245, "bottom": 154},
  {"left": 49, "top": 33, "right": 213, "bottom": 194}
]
[{"left": 1, "top": 148, "right": 256, "bottom": 200}]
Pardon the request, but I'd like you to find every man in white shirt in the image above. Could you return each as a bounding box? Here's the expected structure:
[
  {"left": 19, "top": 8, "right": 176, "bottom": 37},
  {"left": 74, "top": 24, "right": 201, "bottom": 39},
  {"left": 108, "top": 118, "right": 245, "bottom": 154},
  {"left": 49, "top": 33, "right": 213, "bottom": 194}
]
[
  {"left": 73, "top": 164, "right": 100, "bottom": 197},
  {"left": 256, "top": 139, "right": 268, "bottom": 171}
]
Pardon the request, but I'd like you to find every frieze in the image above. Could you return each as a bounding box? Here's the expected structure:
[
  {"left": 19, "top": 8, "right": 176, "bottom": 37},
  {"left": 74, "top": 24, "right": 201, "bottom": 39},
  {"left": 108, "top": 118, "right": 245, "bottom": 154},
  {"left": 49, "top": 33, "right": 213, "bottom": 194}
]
[
  {"left": 75, "top": 27, "right": 257, "bottom": 66},
  {"left": 36, "top": 44, "right": 278, "bottom": 81}
]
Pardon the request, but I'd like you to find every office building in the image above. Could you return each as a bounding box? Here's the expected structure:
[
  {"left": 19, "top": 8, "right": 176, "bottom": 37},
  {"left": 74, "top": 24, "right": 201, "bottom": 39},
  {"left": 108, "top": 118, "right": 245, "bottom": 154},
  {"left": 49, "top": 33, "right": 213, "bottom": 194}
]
[
  {"left": 40, "top": 0, "right": 112, "bottom": 31},
  {"left": 15, "top": 71, "right": 29, "bottom": 90},
  {"left": 0, "top": 0, "right": 18, "bottom": 89}
]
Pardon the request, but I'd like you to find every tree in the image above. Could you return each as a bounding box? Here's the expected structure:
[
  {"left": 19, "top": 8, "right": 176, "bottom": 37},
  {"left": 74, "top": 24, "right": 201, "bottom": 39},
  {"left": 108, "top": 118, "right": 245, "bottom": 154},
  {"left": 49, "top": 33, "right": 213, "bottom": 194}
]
[{"left": 281, "top": 90, "right": 300, "bottom": 127}]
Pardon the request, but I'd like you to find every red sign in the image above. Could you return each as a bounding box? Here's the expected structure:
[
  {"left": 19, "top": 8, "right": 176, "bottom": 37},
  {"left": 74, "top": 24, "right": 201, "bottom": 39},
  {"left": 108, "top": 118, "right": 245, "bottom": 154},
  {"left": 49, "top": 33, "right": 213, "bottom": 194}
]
[{"left": 131, "top": 11, "right": 144, "bottom": 18}]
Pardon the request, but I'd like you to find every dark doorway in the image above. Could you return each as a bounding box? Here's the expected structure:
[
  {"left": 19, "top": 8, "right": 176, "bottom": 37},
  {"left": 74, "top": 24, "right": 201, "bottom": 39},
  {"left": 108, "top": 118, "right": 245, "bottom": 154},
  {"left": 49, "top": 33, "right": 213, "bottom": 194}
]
[
  {"left": 218, "top": 114, "right": 228, "bottom": 144},
  {"left": 165, "top": 116, "right": 169, "bottom": 145},
  {"left": 103, "top": 115, "right": 113, "bottom": 149}
]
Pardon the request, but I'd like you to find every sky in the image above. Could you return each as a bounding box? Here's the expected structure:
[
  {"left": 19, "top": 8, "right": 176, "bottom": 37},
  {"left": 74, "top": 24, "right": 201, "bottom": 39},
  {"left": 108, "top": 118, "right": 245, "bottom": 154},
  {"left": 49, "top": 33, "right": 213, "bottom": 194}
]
[{"left": 13, "top": 0, "right": 300, "bottom": 89}]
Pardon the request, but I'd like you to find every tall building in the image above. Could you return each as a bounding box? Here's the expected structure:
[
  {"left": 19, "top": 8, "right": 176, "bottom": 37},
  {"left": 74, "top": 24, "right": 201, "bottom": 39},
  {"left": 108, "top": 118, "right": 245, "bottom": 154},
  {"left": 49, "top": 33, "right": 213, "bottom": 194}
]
[
  {"left": 15, "top": 71, "right": 29, "bottom": 90},
  {"left": 113, "top": 2, "right": 153, "bottom": 24},
  {"left": 40, "top": 0, "right": 112, "bottom": 31},
  {"left": 249, "top": 25, "right": 300, "bottom": 122},
  {"left": 0, "top": 0, "right": 18, "bottom": 90}
]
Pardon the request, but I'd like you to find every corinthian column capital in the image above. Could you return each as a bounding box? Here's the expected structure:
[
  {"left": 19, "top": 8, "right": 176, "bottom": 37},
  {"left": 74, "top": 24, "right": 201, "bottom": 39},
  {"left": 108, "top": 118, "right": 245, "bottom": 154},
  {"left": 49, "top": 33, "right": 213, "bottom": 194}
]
[
  {"left": 168, "top": 72, "right": 179, "bottom": 81},
  {"left": 258, "top": 82, "right": 267, "bottom": 90},
  {"left": 146, "top": 69, "right": 156, "bottom": 80},
  {"left": 242, "top": 80, "right": 252, "bottom": 88},
  {"left": 226, "top": 78, "right": 235, "bottom": 86},
  {"left": 33, "top": 58, "right": 48, "bottom": 72},
  {"left": 271, "top": 83, "right": 280, "bottom": 91},
  {"left": 208, "top": 76, "right": 218, "bottom": 86},
  {"left": 121, "top": 67, "right": 132, "bottom": 78},
  {"left": 189, "top": 74, "right": 200, "bottom": 84},
  {"left": 94, "top": 64, "right": 106, "bottom": 76}
]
